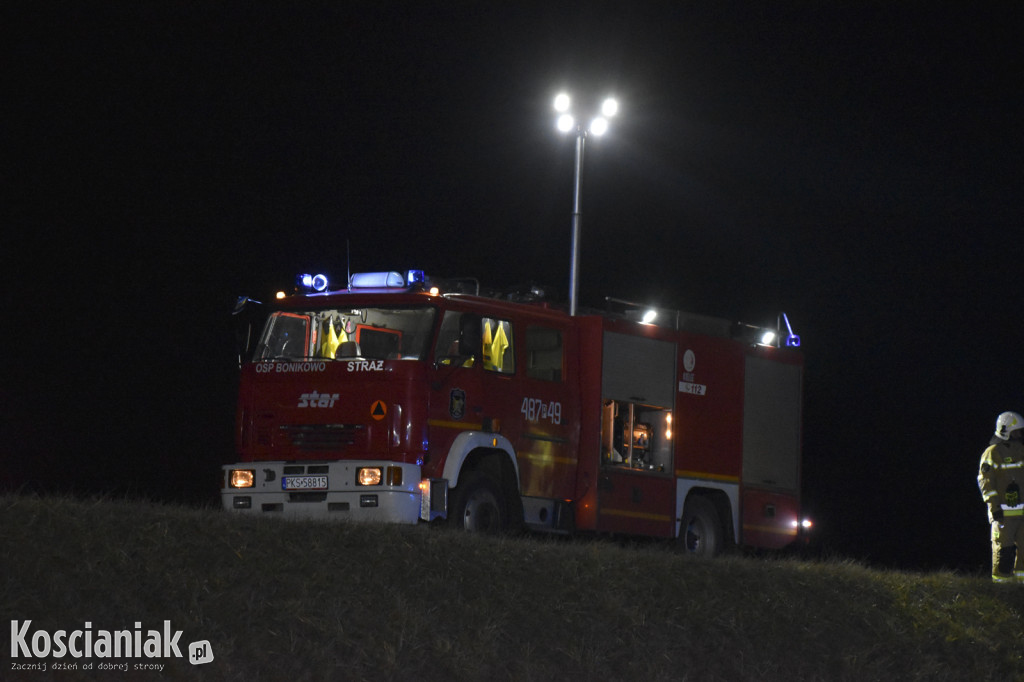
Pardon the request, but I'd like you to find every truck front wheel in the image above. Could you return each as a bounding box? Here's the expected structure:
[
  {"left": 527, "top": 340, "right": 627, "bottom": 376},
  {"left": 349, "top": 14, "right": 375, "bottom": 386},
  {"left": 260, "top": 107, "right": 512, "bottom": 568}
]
[
  {"left": 449, "top": 471, "right": 506, "bottom": 533},
  {"left": 680, "top": 496, "right": 723, "bottom": 556}
]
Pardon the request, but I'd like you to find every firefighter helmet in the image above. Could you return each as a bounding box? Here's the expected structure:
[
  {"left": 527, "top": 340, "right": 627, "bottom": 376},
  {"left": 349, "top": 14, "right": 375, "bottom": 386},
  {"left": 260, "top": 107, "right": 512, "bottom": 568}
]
[{"left": 995, "top": 411, "right": 1024, "bottom": 440}]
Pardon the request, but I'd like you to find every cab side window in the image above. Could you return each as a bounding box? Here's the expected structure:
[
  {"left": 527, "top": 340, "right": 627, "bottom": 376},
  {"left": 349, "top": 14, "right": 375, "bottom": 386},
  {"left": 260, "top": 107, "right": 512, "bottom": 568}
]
[
  {"left": 525, "top": 327, "right": 563, "bottom": 381},
  {"left": 434, "top": 311, "right": 478, "bottom": 367},
  {"left": 258, "top": 312, "right": 311, "bottom": 359},
  {"left": 482, "top": 317, "right": 514, "bottom": 374},
  {"left": 434, "top": 312, "right": 513, "bottom": 373}
]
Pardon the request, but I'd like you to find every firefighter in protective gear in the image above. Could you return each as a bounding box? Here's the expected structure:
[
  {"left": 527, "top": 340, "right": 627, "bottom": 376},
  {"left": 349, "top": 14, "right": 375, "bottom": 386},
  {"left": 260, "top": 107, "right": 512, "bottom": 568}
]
[{"left": 978, "top": 411, "right": 1024, "bottom": 582}]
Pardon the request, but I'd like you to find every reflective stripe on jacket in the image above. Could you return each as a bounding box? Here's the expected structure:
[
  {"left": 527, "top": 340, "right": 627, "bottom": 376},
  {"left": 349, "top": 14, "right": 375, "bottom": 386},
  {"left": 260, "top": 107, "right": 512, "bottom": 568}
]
[{"left": 979, "top": 438, "right": 1024, "bottom": 516}]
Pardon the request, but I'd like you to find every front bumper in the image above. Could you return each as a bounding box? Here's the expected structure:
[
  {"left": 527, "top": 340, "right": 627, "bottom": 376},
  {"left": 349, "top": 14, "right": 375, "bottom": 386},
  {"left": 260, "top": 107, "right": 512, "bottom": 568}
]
[{"left": 221, "top": 460, "right": 422, "bottom": 523}]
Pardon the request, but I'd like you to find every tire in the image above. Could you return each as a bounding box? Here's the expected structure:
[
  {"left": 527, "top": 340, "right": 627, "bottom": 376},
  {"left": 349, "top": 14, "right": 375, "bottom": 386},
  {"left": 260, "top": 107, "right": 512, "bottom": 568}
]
[
  {"left": 449, "top": 471, "right": 506, "bottom": 533},
  {"left": 680, "top": 496, "right": 723, "bottom": 556}
]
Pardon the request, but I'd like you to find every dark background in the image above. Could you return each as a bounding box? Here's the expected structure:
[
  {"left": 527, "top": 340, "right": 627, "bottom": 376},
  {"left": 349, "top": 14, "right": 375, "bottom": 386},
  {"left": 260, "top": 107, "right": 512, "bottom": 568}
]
[{"left": 5, "top": 2, "right": 1023, "bottom": 571}]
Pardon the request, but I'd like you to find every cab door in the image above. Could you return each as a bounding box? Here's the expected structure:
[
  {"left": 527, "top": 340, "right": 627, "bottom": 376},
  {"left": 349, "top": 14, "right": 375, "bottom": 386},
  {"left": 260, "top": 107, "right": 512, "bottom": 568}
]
[
  {"left": 425, "top": 309, "right": 514, "bottom": 478},
  {"left": 596, "top": 330, "right": 677, "bottom": 538},
  {"left": 514, "top": 323, "right": 578, "bottom": 502}
]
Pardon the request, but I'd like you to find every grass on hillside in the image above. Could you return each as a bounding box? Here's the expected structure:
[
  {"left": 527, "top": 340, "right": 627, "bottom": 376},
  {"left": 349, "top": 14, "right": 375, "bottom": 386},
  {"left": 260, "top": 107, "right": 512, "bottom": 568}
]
[{"left": 3, "top": 493, "right": 1024, "bottom": 681}]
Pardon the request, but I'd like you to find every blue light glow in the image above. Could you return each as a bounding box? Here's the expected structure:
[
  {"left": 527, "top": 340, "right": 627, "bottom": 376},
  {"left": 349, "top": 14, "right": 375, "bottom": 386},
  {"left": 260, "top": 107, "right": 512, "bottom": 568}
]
[
  {"left": 782, "top": 313, "right": 801, "bottom": 347},
  {"left": 297, "top": 273, "right": 330, "bottom": 292},
  {"left": 350, "top": 271, "right": 420, "bottom": 288}
]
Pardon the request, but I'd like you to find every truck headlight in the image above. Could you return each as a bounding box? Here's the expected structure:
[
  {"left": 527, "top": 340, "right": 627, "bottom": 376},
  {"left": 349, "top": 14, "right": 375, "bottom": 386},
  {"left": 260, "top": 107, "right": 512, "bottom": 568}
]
[
  {"left": 230, "top": 469, "right": 255, "bottom": 488},
  {"left": 357, "top": 467, "right": 382, "bottom": 486}
]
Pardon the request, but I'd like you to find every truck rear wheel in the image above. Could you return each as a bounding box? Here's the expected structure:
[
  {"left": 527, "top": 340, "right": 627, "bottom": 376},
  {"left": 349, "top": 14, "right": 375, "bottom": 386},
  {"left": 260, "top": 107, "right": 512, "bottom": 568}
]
[
  {"left": 449, "top": 471, "right": 506, "bottom": 533},
  {"left": 680, "top": 496, "right": 722, "bottom": 556}
]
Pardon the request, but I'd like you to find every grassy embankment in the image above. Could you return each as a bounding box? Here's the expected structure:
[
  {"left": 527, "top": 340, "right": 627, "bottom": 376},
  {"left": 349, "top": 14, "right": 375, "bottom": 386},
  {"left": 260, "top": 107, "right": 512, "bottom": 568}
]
[{"left": 3, "top": 494, "right": 1024, "bottom": 681}]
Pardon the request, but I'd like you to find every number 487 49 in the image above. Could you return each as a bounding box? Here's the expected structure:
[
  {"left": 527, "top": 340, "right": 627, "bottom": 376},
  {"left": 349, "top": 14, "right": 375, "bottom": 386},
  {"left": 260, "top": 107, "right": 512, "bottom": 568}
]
[{"left": 521, "top": 398, "right": 562, "bottom": 425}]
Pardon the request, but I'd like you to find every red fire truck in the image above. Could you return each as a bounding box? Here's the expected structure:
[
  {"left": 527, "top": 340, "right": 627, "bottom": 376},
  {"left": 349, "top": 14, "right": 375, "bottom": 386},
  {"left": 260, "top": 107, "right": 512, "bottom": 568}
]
[{"left": 223, "top": 269, "right": 807, "bottom": 554}]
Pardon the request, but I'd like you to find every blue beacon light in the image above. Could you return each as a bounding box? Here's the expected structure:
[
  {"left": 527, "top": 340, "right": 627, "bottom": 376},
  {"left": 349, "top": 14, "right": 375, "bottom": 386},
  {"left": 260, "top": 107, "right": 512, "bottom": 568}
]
[
  {"left": 298, "top": 273, "right": 330, "bottom": 292},
  {"left": 782, "top": 313, "right": 801, "bottom": 347}
]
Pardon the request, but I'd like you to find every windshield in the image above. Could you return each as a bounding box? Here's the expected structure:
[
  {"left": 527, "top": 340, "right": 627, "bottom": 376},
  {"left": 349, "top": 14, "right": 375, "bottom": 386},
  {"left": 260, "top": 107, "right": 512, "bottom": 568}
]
[{"left": 252, "top": 306, "right": 437, "bottom": 361}]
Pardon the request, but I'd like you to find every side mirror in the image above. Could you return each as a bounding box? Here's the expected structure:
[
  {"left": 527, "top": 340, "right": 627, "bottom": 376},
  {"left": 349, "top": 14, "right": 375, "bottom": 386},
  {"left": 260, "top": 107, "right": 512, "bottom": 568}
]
[{"left": 232, "top": 296, "right": 263, "bottom": 367}]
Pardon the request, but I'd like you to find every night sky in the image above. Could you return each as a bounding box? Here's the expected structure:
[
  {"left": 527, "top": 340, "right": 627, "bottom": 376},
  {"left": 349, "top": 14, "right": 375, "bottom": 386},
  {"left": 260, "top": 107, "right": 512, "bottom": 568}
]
[{"left": 6, "top": 2, "right": 1024, "bottom": 571}]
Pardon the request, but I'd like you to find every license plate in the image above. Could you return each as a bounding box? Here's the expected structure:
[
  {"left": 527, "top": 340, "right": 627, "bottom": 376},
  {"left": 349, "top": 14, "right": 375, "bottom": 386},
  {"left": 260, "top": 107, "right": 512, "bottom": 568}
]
[{"left": 282, "top": 475, "right": 328, "bottom": 491}]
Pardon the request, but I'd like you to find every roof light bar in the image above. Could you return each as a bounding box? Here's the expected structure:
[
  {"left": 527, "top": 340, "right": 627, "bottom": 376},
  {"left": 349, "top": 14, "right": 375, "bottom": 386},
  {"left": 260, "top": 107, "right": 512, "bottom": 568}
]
[
  {"left": 349, "top": 271, "right": 405, "bottom": 288},
  {"left": 292, "top": 269, "right": 426, "bottom": 293},
  {"left": 349, "top": 270, "right": 425, "bottom": 289}
]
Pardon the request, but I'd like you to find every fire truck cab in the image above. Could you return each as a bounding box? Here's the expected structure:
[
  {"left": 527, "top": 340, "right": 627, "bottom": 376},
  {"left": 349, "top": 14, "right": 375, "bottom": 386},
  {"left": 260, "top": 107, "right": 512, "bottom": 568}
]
[{"left": 223, "top": 270, "right": 806, "bottom": 554}]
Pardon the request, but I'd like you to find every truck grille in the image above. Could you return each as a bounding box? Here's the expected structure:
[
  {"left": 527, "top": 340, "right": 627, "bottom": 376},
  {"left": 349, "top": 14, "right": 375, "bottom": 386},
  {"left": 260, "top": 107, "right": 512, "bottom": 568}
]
[{"left": 278, "top": 424, "right": 365, "bottom": 451}]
